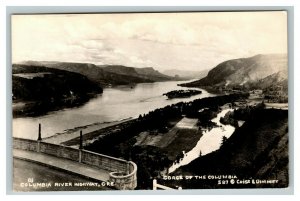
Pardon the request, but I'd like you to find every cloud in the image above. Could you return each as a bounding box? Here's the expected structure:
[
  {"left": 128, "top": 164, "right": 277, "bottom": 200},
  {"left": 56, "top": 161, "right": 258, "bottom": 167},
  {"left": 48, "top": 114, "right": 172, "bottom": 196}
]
[{"left": 12, "top": 12, "right": 287, "bottom": 71}]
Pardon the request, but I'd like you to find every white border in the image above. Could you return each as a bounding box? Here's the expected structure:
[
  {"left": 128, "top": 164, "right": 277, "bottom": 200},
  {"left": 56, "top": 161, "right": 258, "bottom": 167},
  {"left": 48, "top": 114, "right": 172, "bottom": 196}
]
[{"left": 1, "top": 0, "right": 299, "bottom": 200}]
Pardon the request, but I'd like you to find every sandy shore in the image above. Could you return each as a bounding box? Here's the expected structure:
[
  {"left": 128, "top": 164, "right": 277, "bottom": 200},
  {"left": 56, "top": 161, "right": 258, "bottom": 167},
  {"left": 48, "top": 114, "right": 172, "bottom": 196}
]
[{"left": 43, "top": 118, "right": 132, "bottom": 144}]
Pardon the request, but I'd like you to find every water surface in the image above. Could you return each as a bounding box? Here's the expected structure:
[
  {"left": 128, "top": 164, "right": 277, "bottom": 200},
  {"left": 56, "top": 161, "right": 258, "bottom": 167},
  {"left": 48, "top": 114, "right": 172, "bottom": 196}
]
[
  {"left": 13, "top": 81, "right": 215, "bottom": 139},
  {"left": 168, "top": 108, "right": 235, "bottom": 173}
]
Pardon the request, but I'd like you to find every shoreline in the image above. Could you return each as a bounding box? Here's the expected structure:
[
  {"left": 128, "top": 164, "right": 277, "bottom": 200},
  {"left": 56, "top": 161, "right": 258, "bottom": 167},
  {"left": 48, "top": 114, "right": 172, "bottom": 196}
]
[
  {"left": 43, "top": 117, "right": 133, "bottom": 145},
  {"left": 61, "top": 93, "right": 249, "bottom": 149},
  {"left": 167, "top": 108, "right": 235, "bottom": 174},
  {"left": 12, "top": 92, "right": 100, "bottom": 118}
]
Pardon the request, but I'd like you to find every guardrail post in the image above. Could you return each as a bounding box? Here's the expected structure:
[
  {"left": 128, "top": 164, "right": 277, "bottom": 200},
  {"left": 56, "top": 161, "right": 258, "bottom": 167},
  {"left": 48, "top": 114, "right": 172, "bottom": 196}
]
[
  {"left": 153, "top": 179, "right": 157, "bottom": 190},
  {"left": 37, "top": 123, "right": 42, "bottom": 152},
  {"left": 37, "top": 123, "right": 42, "bottom": 141},
  {"left": 79, "top": 130, "right": 83, "bottom": 163},
  {"left": 79, "top": 130, "right": 83, "bottom": 149}
]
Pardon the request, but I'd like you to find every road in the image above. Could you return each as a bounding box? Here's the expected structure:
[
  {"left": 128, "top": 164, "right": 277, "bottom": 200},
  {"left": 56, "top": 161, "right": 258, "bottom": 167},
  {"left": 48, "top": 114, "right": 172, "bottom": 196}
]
[{"left": 13, "top": 158, "right": 112, "bottom": 191}]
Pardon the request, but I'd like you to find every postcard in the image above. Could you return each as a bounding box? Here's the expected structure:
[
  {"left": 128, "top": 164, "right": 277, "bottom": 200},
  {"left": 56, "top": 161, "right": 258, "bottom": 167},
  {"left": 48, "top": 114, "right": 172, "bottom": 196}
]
[{"left": 11, "top": 11, "right": 289, "bottom": 191}]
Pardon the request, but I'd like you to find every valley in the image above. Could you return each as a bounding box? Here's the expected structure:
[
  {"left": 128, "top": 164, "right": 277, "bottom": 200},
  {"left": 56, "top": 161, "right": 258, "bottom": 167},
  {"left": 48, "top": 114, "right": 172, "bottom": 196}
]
[{"left": 12, "top": 53, "right": 289, "bottom": 190}]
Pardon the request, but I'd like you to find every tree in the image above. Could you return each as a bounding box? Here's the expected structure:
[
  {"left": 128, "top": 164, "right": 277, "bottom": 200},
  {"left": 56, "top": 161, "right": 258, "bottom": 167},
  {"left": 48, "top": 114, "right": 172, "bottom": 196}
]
[{"left": 221, "top": 136, "right": 228, "bottom": 148}]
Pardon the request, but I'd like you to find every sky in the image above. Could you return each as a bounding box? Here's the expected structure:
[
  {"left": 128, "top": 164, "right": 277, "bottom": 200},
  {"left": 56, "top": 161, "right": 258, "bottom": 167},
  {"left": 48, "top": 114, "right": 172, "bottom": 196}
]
[{"left": 11, "top": 11, "right": 287, "bottom": 71}]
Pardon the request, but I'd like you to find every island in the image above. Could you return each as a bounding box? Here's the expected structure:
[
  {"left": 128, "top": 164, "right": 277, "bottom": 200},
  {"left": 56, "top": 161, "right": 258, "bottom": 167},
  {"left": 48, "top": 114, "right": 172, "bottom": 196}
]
[{"left": 163, "top": 89, "right": 202, "bottom": 99}]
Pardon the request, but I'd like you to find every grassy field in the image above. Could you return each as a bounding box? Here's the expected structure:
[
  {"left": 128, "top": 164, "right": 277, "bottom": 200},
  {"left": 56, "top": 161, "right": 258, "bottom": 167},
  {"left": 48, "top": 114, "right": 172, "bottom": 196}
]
[{"left": 134, "top": 117, "right": 202, "bottom": 161}]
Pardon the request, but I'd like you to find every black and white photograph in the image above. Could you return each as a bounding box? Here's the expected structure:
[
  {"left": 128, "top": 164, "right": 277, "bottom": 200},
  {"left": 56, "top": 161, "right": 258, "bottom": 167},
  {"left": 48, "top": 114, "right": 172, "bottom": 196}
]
[{"left": 11, "top": 11, "right": 289, "bottom": 191}]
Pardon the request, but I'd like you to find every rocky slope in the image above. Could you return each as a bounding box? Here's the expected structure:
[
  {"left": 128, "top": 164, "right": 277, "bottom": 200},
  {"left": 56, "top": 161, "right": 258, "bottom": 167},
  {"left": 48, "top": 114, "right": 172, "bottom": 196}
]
[{"left": 180, "top": 54, "right": 287, "bottom": 90}]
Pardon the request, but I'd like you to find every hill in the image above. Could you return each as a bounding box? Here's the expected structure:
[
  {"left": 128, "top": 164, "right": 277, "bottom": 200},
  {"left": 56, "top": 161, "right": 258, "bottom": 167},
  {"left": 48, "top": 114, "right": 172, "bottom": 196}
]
[
  {"left": 180, "top": 54, "right": 287, "bottom": 90},
  {"left": 101, "top": 65, "right": 172, "bottom": 82},
  {"left": 19, "top": 61, "right": 174, "bottom": 86},
  {"left": 12, "top": 64, "right": 103, "bottom": 116}
]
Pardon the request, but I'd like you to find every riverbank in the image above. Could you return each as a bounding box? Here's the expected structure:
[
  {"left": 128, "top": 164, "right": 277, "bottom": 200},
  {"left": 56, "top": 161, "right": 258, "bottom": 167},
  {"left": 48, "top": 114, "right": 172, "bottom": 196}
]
[
  {"left": 43, "top": 118, "right": 133, "bottom": 145},
  {"left": 168, "top": 108, "right": 235, "bottom": 174},
  {"left": 61, "top": 118, "right": 137, "bottom": 147},
  {"left": 12, "top": 93, "right": 98, "bottom": 118}
]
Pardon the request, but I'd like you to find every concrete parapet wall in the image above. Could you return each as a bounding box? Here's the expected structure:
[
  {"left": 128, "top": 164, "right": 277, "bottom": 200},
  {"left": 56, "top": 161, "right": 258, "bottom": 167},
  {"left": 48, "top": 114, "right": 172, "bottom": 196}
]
[
  {"left": 109, "top": 161, "right": 137, "bottom": 190},
  {"left": 40, "top": 142, "right": 79, "bottom": 161},
  {"left": 81, "top": 150, "right": 127, "bottom": 172},
  {"left": 13, "top": 138, "right": 37, "bottom": 152},
  {"left": 13, "top": 137, "right": 137, "bottom": 190}
]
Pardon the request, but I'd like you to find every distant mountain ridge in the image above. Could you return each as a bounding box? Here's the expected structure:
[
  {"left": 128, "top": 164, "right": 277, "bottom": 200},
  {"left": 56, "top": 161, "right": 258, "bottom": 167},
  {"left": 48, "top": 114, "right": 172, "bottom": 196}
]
[
  {"left": 18, "top": 61, "right": 174, "bottom": 86},
  {"left": 101, "top": 65, "right": 171, "bottom": 82},
  {"left": 180, "top": 54, "right": 288, "bottom": 90},
  {"left": 163, "top": 69, "right": 209, "bottom": 79}
]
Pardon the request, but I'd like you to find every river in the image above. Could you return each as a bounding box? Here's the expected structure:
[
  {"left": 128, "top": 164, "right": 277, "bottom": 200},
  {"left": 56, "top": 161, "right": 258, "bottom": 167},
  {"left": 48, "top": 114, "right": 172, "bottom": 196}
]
[
  {"left": 168, "top": 108, "right": 235, "bottom": 173},
  {"left": 13, "top": 81, "right": 216, "bottom": 140}
]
